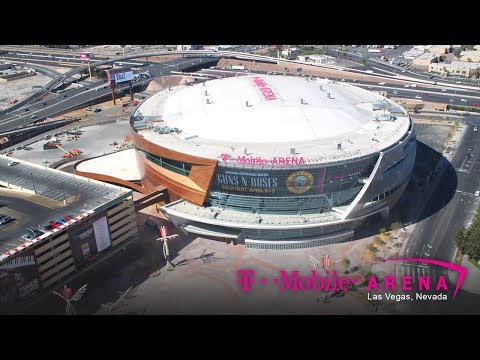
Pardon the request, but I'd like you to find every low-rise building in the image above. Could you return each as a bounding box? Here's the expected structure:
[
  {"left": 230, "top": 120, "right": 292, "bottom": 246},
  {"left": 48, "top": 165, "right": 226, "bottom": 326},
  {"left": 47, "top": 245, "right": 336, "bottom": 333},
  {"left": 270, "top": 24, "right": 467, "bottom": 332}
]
[
  {"left": 460, "top": 50, "right": 480, "bottom": 63},
  {"left": 429, "top": 45, "right": 452, "bottom": 55},
  {"left": 411, "top": 53, "right": 439, "bottom": 71},
  {"left": 429, "top": 60, "right": 480, "bottom": 77},
  {"left": 299, "top": 54, "right": 336, "bottom": 64},
  {"left": 402, "top": 49, "right": 425, "bottom": 60},
  {"left": 281, "top": 48, "right": 299, "bottom": 59},
  {"left": 412, "top": 45, "right": 433, "bottom": 52}
]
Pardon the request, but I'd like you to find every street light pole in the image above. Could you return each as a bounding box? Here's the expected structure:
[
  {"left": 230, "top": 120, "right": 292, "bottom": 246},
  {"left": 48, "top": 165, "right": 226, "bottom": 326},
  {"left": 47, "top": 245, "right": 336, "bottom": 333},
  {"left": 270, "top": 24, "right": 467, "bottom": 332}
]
[
  {"left": 86, "top": 59, "right": 92, "bottom": 81},
  {"left": 156, "top": 226, "right": 178, "bottom": 271},
  {"left": 30, "top": 172, "right": 36, "bottom": 194},
  {"left": 60, "top": 182, "right": 66, "bottom": 204}
]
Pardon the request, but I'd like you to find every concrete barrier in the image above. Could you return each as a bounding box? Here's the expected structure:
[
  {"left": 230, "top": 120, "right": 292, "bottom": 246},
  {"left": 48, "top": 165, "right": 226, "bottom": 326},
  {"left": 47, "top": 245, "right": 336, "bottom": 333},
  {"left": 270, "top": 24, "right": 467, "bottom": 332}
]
[{"left": 0, "top": 181, "right": 36, "bottom": 194}]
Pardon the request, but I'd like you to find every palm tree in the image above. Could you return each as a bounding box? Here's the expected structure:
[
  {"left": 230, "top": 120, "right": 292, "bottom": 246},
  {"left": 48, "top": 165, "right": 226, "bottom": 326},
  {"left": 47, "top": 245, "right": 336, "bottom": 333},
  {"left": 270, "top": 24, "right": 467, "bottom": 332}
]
[
  {"left": 454, "top": 48, "right": 462, "bottom": 60},
  {"left": 470, "top": 68, "right": 480, "bottom": 80}
]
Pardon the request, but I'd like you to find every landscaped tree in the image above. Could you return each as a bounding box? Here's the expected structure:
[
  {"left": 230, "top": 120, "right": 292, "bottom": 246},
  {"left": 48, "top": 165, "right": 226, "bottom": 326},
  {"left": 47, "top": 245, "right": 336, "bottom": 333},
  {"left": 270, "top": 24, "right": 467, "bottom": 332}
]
[
  {"left": 413, "top": 104, "right": 423, "bottom": 113},
  {"left": 341, "top": 257, "right": 351, "bottom": 269},
  {"left": 390, "top": 222, "right": 402, "bottom": 231},
  {"left": 373, "top": 236, "right": 386, "bottom": 246},
  {"left": 366, "top": 242, "right": 379, "bottom": 257},
  {"left": 471, "top": 68, "right": 480, "bottom": 79},
  {"left": 454, "top": 207, "right": 480, "bottom": 261}
]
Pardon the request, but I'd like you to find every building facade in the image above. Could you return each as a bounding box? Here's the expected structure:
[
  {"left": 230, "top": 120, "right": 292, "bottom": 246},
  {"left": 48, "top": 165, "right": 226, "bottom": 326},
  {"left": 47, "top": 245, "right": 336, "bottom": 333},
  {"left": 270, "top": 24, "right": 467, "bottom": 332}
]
[
  {"left": 411, "top": 53, "right": 439, "bottom": 71},
  {"left": 429, "top": 60, "right": 480, "bottom": 77}
]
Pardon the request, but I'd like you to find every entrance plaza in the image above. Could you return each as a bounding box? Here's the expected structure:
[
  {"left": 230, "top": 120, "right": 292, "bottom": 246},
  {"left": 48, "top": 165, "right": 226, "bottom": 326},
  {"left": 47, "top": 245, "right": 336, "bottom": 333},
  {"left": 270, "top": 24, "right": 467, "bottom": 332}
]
[{"left": 96, "top": 204, "right": 405, "bottom": 315}]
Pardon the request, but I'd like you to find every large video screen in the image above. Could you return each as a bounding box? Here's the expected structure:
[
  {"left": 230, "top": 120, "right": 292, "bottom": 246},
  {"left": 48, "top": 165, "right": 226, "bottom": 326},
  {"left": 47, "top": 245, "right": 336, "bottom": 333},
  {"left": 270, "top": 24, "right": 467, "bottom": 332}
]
[
  {"left": 68, "top": 212, "right": 112, "bottom": 267},
  {"left": 0, "top": 248, "right": 42, "bottom": 307},
  {"left": 211, "top": 158, "right": 377, "bottom": 197}
]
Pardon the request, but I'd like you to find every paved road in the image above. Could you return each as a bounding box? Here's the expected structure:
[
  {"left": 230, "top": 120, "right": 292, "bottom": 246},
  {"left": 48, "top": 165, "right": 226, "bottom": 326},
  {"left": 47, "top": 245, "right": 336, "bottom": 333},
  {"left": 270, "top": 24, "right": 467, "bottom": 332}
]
[
  {"left": 0, "top": 56, "right": 219, "bottom": 133},
  {"left": 404, "top": 124, "right": 480, "bottom": 261},
  {"left": 22, "top": 63, "right": 62, "bottom": 79},
  {"left": 393, "top": 121, "right": 480, "bottom": 314}
]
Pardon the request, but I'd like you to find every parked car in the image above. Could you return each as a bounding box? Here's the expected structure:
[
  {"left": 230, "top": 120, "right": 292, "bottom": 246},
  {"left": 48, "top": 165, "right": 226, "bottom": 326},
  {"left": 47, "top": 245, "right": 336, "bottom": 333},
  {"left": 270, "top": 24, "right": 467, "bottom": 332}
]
[
  {"left": 55, "top": 217, "right": 68, "bottom": 225},
  {"left": 30, "top": 228, "right": 45, "bottom": 237},
  {"left": 22, "top": 233, "right": 35, "bottom": 241},
  {"left": 44, "top": 224, "right": 55, "bottom": 231},
  {"left": 48, "top": 220, "right": 63, "bottom": 229},
  {"left": 0, "top": 216, "right": 13, "bottom": 226},
  {"left": 22, "top": 228, "right": 45, "bottom": 241},
  {"left": 475, "top": 191, "right": 480, "bottom": 197}
]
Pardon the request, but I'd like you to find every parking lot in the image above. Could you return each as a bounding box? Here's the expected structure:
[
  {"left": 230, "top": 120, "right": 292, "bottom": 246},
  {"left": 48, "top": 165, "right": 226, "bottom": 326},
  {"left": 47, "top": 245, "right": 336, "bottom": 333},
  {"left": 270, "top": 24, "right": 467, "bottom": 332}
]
[
  {"left": 8, "top": 118, "right": 132, "bottom": 167},
  {"left": 0, "top": 153, "right": 127, "bottom": 254}
]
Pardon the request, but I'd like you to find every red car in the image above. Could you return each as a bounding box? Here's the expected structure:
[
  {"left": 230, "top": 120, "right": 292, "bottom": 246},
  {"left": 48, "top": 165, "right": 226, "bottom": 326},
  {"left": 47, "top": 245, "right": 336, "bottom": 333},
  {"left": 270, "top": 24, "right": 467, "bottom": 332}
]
[
  {"left": 474, "top": 102, "right": 479, "bottom": 107},
  {"left": 48, "top": 220, "right": 63, "bottom": 229}
]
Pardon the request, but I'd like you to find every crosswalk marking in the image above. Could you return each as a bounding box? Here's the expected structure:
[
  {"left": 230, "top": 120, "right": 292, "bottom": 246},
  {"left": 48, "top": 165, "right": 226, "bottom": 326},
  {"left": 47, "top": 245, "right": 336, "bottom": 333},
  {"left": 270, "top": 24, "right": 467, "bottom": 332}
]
[{"left": 399, "top": 263, "right": 446, "bottom": 288}]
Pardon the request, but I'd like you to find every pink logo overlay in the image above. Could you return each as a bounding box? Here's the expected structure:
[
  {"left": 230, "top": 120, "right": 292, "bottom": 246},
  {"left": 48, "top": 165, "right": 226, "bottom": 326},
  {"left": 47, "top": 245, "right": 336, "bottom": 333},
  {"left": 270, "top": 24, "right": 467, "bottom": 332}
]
[
  {"left": 237, "top": 258, "right": 467, "bottom": 300},
  {"left": 380, "top": 257, "right": 467, "bottom": 299}
]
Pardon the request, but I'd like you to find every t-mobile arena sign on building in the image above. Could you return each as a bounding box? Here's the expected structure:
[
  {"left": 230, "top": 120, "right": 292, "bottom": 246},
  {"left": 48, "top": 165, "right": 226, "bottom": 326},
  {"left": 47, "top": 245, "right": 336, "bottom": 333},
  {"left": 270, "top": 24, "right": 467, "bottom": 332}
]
[{"left": 251, "top": 76, "right": 277, "bottom": 101}]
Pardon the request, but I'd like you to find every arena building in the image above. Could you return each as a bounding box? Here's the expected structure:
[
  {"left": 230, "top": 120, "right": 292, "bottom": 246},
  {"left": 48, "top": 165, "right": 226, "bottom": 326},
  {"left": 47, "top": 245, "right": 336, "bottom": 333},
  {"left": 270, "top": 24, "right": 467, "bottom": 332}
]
[{"left": 120, "top": 74, "right": 415, "bottom": 249}]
